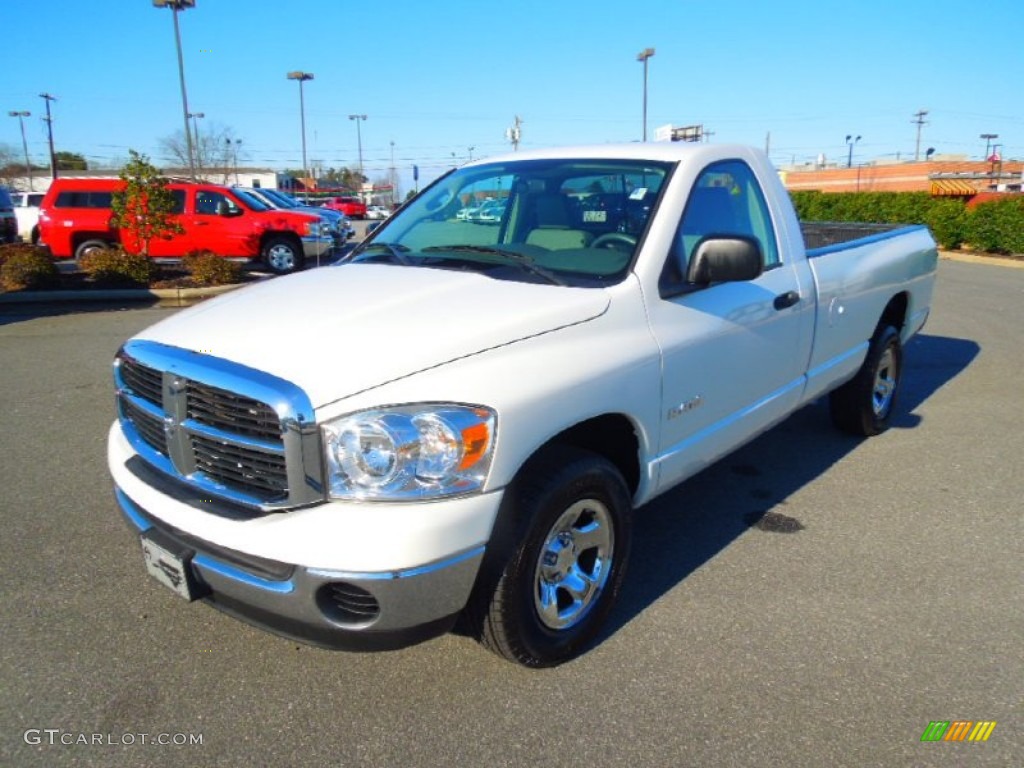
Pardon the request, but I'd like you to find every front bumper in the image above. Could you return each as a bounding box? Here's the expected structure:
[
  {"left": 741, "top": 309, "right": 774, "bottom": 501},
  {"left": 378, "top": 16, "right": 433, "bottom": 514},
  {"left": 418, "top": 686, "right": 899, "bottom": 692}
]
[
  {"left": 108, "top": 421, "right": 501, "bottom": 650},
  {"left": 300, "top": 234, "right": 335, "bottom": 259}
]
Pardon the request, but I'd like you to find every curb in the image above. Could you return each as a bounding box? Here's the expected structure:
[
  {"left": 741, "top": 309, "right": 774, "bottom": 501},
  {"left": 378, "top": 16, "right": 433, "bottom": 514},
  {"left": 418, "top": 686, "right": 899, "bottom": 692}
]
[
  {"left": 938, "top": 251, "right": 1024, "bottom": 269},
  {"left": 0, "top": 282, "right": 244, "bottom": 307}
]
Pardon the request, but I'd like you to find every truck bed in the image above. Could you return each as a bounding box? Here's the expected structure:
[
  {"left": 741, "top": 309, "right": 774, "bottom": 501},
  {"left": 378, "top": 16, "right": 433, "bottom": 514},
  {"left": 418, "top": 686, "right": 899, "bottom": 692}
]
[{"left": 801, "top": 221, "right": 916, "bottom": 254}]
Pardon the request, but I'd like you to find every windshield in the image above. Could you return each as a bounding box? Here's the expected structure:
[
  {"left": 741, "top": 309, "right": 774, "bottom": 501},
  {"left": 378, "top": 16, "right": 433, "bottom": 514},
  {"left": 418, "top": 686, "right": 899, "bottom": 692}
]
[
  {"left": 232, "top": 188, "right": 272, "bottom": 211},
  {"left": 348, "top": 158, "right": 672, "bottom": 287},
  {"left": 260, "top": 189, "right": 298, "bottom": 209}
]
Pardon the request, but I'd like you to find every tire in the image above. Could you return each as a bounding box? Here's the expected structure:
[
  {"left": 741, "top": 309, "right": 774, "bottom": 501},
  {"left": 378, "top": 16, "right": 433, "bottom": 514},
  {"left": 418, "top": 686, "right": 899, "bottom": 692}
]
[
  {"left": 74, "top": 239, "right": 112, "bottom": 263},
  {"left": 469, "top": 446, "right": 633, "bottom": 667},
  {"left": 30, "top": 226, "right": 40, "bottom": 245},
  {"left": 830, "top": 325, "right": 902, "bottom": 436},
  {"left": 262, "top": 236, "right": 304, "bottom": 275}
]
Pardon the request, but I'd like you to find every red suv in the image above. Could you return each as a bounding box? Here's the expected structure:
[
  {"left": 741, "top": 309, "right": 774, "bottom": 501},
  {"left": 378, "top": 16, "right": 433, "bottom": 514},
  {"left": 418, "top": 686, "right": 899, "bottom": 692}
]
[
  {"left": 321, "top": 195, "right": 367, "bottom": 219},
  {"left": 37, "top": 178, "right": 334, "bottom": 274}
]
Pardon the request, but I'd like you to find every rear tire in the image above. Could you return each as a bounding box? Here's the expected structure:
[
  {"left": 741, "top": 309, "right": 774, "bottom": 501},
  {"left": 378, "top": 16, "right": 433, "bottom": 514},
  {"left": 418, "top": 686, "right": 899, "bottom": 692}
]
[
  {"left": 468, "top": 446, "right": 632, "bottom": 667},
  {"left": 262, "top": 236, "right": 304, "bottom": 275},
  {"left": 74, "top": 239, "right": 112, "bottom": 263},
  {"left": 830, "top": 325, "right": 902, "bottom": 436}
]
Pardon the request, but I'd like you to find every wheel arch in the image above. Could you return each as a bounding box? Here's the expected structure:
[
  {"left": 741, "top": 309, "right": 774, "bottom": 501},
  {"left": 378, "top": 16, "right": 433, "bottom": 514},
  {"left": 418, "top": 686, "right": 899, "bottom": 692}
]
[
  {"left": 877, "top": 292, "right": 908, "bottom": 336},
  {"left": 527, "top": 413, "right": 642, "bottom": 498}
]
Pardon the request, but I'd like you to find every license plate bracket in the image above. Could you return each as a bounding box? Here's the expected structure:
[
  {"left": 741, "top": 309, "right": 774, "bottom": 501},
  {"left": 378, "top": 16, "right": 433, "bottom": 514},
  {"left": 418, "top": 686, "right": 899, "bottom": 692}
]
[{"left": 140, "top": 529, "right": 200, "bottom": 601}]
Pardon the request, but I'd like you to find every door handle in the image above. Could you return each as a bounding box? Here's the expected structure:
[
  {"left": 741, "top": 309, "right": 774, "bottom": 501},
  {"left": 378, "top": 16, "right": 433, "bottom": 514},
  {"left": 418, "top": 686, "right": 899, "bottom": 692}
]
[{"left": 773, "top": 291, "right": 800, "bottom": 310}]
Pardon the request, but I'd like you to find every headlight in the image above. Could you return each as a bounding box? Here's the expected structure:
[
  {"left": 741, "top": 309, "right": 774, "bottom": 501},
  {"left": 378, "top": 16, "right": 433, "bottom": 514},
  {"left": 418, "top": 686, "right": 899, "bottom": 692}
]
[{"left": 322, "top": 404, "right": 496, "bottom": 501}]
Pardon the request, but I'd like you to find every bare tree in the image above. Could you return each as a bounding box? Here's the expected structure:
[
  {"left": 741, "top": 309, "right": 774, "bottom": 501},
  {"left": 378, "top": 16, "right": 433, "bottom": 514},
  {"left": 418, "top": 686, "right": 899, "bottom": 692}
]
[{"left": 158, "top": 123, "right": 244, "bottom": 179}]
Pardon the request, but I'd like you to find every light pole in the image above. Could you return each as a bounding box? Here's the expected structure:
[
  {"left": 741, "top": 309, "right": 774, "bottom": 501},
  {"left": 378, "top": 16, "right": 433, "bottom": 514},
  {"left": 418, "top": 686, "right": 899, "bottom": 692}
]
[
  {"left": 153, "top": 1, "right": 197, "bottom": 180},
  {"left": 845, "top": 134, "right": 861, "bottom": 168},
  {"left": 8, "top": 111, "right": 32, "bottom": 190},
  {"left": 224, "top": 138, "right": 241, "bottom": 184},
  {"left": 39, "top": 93, "right": 57, "bottom": 180},
  {"left": 637, "top": 47, "right": 655, "bottom": 142},
  {"left": 287, "top": 71, "right": 313, "bottom": 199},
  {"left": 980, "top": 133, "right": 998, "bottom": 160},
  {"left": 467, "top": 146, "right": 475, "bottom": 161},
  {"left": 188, "top": 111, "right": 204, "bottom": 175},
  {"left": 348, "top": 114, "right": 367, "bottom": 190}
]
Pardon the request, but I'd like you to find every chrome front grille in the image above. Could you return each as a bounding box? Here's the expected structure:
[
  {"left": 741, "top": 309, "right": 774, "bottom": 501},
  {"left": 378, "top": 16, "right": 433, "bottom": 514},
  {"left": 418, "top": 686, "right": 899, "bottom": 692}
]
[
  {"left": 114, "top": 341, "right": 323, "bottom": 511},
  {"left": 186, "top": 380, "right": 281, "bottom": 440}
]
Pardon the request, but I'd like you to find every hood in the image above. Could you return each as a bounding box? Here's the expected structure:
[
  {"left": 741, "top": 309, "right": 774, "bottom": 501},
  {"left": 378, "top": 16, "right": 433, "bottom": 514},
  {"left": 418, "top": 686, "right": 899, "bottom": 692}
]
[{"left": 136, "top": 264, "right": 609, "bottom": 407}]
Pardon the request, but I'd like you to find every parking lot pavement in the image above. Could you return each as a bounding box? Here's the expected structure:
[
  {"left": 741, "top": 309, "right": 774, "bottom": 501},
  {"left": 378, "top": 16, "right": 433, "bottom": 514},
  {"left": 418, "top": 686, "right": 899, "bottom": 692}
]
[{"left": 0, "top": 260, "right": 1020, "bottom": 767}]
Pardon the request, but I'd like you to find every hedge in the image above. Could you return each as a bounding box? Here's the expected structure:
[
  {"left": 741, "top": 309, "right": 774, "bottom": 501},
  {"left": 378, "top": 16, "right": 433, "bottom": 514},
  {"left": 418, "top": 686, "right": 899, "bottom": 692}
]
[{"left": 789, "top": 191, "right": 1024, "bottom": 254}]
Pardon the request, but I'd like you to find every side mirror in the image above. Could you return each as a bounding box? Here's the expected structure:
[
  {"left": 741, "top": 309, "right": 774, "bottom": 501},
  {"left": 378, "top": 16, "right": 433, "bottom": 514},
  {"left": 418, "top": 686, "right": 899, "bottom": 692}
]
[{"left": 686, "top": 236, "right": 763, "bottom": 285}]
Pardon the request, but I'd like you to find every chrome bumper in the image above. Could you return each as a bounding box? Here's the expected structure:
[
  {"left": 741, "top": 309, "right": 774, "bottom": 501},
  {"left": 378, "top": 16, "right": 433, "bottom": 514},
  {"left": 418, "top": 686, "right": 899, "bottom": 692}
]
[
  {"left": 300, "top": 234, "right": 335, "bottom": 258},
  {"left": 116, "top": 487, "right": 484, "bottom": 650}
]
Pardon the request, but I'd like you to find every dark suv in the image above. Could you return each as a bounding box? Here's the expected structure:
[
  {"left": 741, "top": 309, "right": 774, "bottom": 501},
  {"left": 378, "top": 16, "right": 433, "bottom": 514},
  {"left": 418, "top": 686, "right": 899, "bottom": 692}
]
[{"left": 0, "top": 188, "right": 18, "bottom": 244}]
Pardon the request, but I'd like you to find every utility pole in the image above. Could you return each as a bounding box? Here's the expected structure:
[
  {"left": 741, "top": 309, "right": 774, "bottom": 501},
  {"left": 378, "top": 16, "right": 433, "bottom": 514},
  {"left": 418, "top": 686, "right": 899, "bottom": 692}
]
[
  {"left": 39, "top": 93, "right": 58, "bottom": 180},
  {"left": 506, "top": 115, "right": 522, "bottom": 151},
  {"left": 8, "top": 111, "right": 32, "bottom": 190},
  {"left": 765, "top": 131, "right": 770, "bottom": 157},
  {"left": 912, "top": 109, "right": 929, "bottom": 162},
  {"left": 389, "top": 140, "right": 396, "bottom": 207}
]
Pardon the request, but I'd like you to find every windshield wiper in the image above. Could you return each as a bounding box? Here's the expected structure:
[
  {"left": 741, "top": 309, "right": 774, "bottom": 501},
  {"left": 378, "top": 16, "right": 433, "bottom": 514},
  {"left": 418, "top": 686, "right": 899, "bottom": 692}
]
[
  {"left": 421, "top": 245, "right": 566, "bottom": 286},
  {"left": 353, "top": 242, "right": 413, "bottom": 266}
]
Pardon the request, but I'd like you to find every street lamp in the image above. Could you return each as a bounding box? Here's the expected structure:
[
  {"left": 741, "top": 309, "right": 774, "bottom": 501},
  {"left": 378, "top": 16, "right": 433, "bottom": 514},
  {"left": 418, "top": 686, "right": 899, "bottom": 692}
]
[
  {"left": 845, "top": 134, "right": 861, "bottom": 168},
  {"left": 153, "top": 0, "right": 197, "bottom": 181},
  {"left": 389, "top": 140, "right": 396, "bottom": 207},
  {"left": 224, "top": 138, "right": 242, "bottom": 184},
  {"left": 636, "top": 47, "right": 655, "bottom": 142},
  {"left": 287, "top": 71, "right": 314, "bottom": 199},
  {"left": 980, "top": 133, "right": 998, "bottom": 160},
  {"left": 188, "top": 111, "right": 204, "bottom": 175},
  {"left": 348, "top": 114, "right": 367, "bottom": 189},
  {"left": 8, "top": 111, "right": 32, "bottom": 190},
  {"left": 467, "top": 146, "right": 475, "bottom": 161}
]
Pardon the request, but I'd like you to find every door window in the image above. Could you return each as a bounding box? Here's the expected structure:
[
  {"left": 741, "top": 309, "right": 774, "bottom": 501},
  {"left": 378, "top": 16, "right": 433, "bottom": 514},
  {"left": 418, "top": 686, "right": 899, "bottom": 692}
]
[
  {"left": 195, "top": 190, "right": 240, "bottom": 216},
  {"left": 662, "top": 160, "right": 780, "bottom": 293}
]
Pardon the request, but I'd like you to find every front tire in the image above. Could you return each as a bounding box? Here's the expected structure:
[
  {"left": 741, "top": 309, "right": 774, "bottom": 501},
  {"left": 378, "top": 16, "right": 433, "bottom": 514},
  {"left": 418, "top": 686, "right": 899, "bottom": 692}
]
[
  {"left": 470, "top": 447, "right": 633, "bottom": 667},
  {"left": 262, "top": 235, "right": 304, "bottom": 275},
  {"left": 830, "top": 325, "right": 903, "bottom": 436}
]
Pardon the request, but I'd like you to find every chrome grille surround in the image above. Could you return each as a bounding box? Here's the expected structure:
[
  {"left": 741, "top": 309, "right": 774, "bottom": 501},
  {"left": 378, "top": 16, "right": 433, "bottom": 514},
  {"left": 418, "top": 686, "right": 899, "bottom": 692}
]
[{"left": 114, "top": 339, "right": 324, "bottom": 511}]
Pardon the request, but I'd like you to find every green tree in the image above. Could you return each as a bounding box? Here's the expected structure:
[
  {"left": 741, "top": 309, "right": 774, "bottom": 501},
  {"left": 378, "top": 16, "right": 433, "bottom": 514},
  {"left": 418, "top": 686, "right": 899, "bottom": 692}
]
[
  {"left": 55, "top": 151, "right": 88, "bottom": 170},
  {"left": 110, "top": 150, "right": 182, "bottom": 257}
]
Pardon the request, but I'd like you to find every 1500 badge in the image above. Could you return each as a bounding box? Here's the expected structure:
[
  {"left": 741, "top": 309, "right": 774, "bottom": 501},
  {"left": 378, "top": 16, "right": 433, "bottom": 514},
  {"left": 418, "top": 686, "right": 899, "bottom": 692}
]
[{"left": 668, "top": 395, "right": 703, "bottom": 420}]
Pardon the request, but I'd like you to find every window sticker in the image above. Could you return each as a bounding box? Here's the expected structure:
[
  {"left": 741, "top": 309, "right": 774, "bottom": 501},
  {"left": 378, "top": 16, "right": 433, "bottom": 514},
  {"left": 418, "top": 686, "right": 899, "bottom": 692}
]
[{"left": 629, "top": 187, "right": 648, "bottom": 201}]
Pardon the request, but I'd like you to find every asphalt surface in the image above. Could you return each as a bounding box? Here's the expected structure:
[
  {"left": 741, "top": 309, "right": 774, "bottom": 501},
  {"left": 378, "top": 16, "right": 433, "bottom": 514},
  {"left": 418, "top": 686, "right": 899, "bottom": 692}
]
[{"left": 0, "top": 259, "right": 1020, "bottom": 767}]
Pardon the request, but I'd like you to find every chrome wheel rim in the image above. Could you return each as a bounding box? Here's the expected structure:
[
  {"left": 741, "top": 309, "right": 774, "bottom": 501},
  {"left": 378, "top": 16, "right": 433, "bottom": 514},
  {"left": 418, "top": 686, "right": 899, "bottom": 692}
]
[
  {"left": 872, "top": 346, "right": 897, "bottom": 417},
  {"left": 267, "top": 244, "right": 296, "bottom": 271},
  {"left": 533, "top": 499, "right": 614, "bottom": 631}
]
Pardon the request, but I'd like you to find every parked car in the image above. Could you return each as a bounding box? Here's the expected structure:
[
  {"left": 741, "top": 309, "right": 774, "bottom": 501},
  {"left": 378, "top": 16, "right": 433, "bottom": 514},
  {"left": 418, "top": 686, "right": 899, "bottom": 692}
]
[
  {"left": 321, "top": 195, "right": 367, "bottom": 219},
  {"left": 475, "top": 199, "right": 505, "bottom": 224},
  {"left": 37, "top": 178, "right": 332, "bottom": 274},
  {"left": 9, "top": 190, "right": 45, "bottom": 243},
  {"left": 366, "top": 205, "right": 390, "bottom": 220},
  {"left": 107, "top": 143, "right": 937, "bottom": 666},
  {"left": 238, "top": 186, "right": 354, "bottom": 249},
  {"left": 0, "top": 188, "right": 17, "bottom": 244}
]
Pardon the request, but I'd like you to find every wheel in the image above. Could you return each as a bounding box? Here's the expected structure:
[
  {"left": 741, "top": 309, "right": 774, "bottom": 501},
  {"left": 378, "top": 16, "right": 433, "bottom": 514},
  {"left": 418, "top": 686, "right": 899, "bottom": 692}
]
[
  {"left": 74, "top": 239, "right": 113, "bottom": 263},
  {"left": 469, "top": 446, "right": 633, "bottom": 667},
  {"left": 262, "top": 236, "right": 304, "bottom": 275},
  {"left": 590, "top": 232, "right": 637, "bottom": 250},
  {"left": 30, "top": 226, "right": 40, "bottom": 245},
  {"left": 830, "top": 325, "right": 902, "bottom": 436}
]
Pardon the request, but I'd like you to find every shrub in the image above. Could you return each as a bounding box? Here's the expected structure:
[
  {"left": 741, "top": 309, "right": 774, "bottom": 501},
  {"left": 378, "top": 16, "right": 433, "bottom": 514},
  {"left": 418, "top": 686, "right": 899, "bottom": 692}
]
[
  {"left": 77, "top": 247, "right": 158, "bottom": 286},
  {"left": 964, "top": 198, "right": 1024, "bottom": 255},
  {"left": 925, "top": 199, "right": 969, "bottom": 250},
  {"left": 0, "top": 243, "right": 52, "bottom": 270},
  {"left": 0, "top": 250, "right": 59, "bottom": 291},
  {"left": 182, "top": 251, "right": 243, "bottom": 286}
]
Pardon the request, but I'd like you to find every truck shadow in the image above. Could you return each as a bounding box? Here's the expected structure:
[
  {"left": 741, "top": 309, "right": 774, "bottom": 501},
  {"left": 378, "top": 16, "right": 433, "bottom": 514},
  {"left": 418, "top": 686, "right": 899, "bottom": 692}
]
[{"left": 599, "top": 333, "right": 979, "bottom": 645}]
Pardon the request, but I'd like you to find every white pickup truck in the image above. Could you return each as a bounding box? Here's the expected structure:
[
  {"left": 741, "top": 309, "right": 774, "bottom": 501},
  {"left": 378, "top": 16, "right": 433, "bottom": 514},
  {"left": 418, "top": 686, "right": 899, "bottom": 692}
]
[{"left": 108, "top": 143, "right": 937, "bottom": 666}]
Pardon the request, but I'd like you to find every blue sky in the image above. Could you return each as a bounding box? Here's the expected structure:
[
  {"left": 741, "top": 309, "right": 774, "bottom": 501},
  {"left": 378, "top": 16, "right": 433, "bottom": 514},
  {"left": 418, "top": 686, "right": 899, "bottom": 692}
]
[{"left": 4, "top": 0, "right": 1022, "bottom": 193}]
